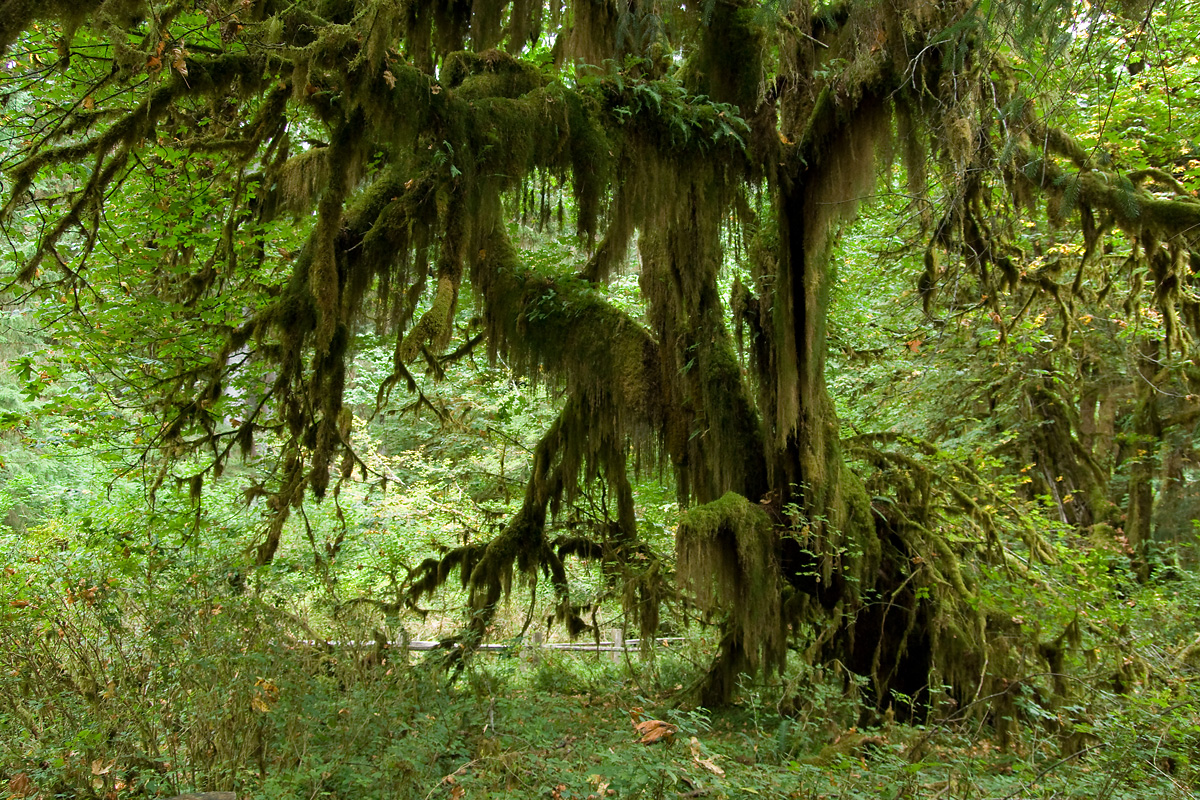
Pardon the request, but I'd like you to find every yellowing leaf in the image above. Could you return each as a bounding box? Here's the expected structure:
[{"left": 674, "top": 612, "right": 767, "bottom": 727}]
[{"left": 253, "top": 677, "right": 279, "bottom": 712}]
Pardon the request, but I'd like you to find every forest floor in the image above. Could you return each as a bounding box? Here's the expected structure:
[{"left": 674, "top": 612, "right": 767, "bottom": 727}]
[
  {"left": 218, "top": 645, "right": 1194, "bottom": 800},
  {"left": 5, "top": 537, "right": 1200, "bottom": 800},
  {"left": 4, "top": 610, "right": 1198, "bottom": 800}
]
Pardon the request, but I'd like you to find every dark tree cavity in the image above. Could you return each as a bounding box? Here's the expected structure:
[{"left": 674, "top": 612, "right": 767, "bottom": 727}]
[{"left": 4, "top": 0, "right": 1200, "bottom": 715}]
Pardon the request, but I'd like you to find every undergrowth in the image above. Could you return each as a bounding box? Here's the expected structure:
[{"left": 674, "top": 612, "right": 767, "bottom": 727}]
[{"left": 4, "top": 529, "right": 1200, "bottom": 800}]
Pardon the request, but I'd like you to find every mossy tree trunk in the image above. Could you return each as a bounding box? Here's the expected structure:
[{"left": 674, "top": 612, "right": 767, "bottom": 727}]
[{"left": 762, "top": 86, "right": 937, "bottom": 709}]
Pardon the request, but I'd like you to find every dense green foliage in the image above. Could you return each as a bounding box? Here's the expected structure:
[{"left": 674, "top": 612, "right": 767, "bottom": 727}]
[{"left": 4, "top": 0, "right": 1200, "bottom": 796}]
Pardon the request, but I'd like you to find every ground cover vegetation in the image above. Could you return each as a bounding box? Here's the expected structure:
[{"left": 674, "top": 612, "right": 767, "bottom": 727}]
[{"left": 3, "top": 0, "right": 1200, "bottom": 796}]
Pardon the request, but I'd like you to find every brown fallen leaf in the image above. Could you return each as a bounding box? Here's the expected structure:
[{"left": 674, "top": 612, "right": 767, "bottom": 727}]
[
  {"left": 634, "top": 718, "right": 677, "bottom": 745},
  {"left": 8, "top": 772, "right": 34, "bottom": 797},
  {"left": 689, "top": 736, "right": 725, "bottom": 776}
]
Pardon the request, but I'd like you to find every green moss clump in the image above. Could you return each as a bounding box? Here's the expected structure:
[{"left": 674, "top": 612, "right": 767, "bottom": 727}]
[
  {"left": 677, "top": 491, "right": 785, "bottom": 703},
  {"left": 442, "top": 48, "right": 547, "bottom": 98}
]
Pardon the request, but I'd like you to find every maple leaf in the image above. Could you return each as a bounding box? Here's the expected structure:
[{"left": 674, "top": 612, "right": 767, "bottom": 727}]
[{"left": 634, "top": 718, "right": 677, "bottom": 744}]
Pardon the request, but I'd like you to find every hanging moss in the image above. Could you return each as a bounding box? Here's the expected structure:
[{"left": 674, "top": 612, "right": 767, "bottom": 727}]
[
  {"left": 771, "top": 85, "right": 891, "bottom": 454},
  {"left": 404, "top": 396, "right": 622, "bottom": 646},
  {"left": 433, "top": 0, "right": 472, "bottom": 53},
  {"left": 506, "top": 0, "right": 541, "bottom": 53},
  {"left": 677, "top": 491, "right": 785, "bottom": 703},
  {"left": 580, "top": 182, "right": 635, "bottom": 282},
  {"left": 559, "top": 0, "right": 621, "bottom": 68},
  {"left": 680, "top": 0, "right": 764, "bottom": 115},
  {"left": 897, "top": 103, "right": 931, "bottom": 229},
  {"left": 471, "top": 226, "right": 667, "bottom": 454},
  {"left": 1007, "top": 139, "right": 1200, "bottom": 240},
  {"left": 403, "top": 0, "right": 435, "bottom": 72},
  {"left": 467, "top": 0, "right": 504, "bottom": 50}
]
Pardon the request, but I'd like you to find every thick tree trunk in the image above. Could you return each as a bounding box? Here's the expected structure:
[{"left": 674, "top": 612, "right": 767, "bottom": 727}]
[
  {"left": 764, "top": 88, "right": 964, "bottom": 711},
  {"left": 776, "top": 174, "right": 876, "bottom": 606},
  {"left": 768, "top": 87, "right": 890, "bottom": 577}
]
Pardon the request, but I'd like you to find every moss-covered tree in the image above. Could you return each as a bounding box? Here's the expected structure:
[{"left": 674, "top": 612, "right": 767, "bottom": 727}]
[{"left": 4, "top": 0, "right": 1200, "bottom": 712}]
